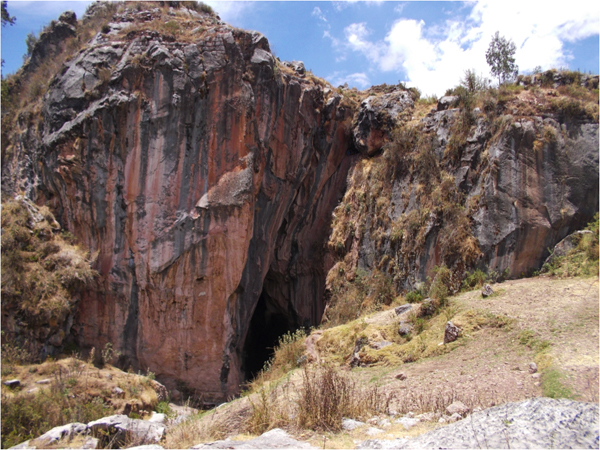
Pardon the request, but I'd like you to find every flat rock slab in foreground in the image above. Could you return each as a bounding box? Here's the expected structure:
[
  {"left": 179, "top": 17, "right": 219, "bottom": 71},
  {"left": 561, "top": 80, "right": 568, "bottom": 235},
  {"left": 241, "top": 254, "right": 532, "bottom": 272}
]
[
  {"left": 192, "top": 428, "right": 318, "bottom": 449},
  {"left": 359, "top": 398, "right": 599, "bottom": 449}
]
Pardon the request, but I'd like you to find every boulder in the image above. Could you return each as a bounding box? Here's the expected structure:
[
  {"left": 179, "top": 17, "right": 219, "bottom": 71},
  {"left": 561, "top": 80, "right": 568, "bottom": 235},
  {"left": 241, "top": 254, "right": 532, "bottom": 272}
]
[
  {"left": 398, "top": 322, "right": 413, "bottom": 336},
  {"left": 448, "top": 413, "right": 463, "bottom": 422},
  {"left": 3, "top": 379, "right": 20, "bottom": 388},
  {"left": 377, "top": 418, "right": 391, "bottom": 428},
  {"left": 543, "top": 230, "right": 593, "bottom": 267},
  {"left": 87, "top": 415, "right": 165, "bottom": 445},
  {"left": 393, "top": 398, "right": 599, "bottom": 449},
  {"left": 481, "top": 284, "right": 494, "bottom": 298},
  {"left": 419, "top": 299, "right": 437, "bottom": 317},
  {"left": 283, "top": 60, "right": 306, "bottom": 75},
  {"left": 395, "top": 417, "right": 419, "bottom": 430},
  {"left": 127, "top": 446, "right": 164, "bottom": 450},
  {"left": 342, "top": 418, "right": 365, "bottom": 431},
  {"left": 353, "top": 91, "right": 414, "bottom": 155},
  {"left": 357, "top": 438, "right": 409, "bottom": 449},
  {"left": 149, "top": 412, "right": 166, "bottom": 424},
  {"left": 437, "top": 96, "right": 459, "bottom": 111},
  {"left": 82, "top": 437, "right": 100, "bottom": 449},
  {"left": 395, "top": 372, "right": 407, "bottom": 380},
  {"left": 370, "top": 340, "right": 392, "bottom": 350},
  {"left": 443, "top": 322, "right": 461, "bottom": 344},
  {"left": 58, "top": 11, "right": 77, "bottom": 25},
  {"left": 394, "top": 304, "right": 412, "bottom": 316},
  {"left": 191, "top": 428, "right": 318, "bottom": 448},
  {"left": 529, "top": 362, "right": 538, "bottom": 374},
  {"left": 36, "top": 422, "right": 87, "bottom": 444},
  {"left": 112, "top": 387, "right": 125, "bottom": 397},
  {"left": 446, "top": 400, "right": 469, "bottom": 417}
]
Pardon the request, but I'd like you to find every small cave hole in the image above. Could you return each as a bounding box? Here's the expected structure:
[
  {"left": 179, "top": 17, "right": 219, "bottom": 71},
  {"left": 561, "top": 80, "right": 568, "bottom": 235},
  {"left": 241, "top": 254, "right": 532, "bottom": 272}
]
[{"left": 242, "top": 290, "right": 295, "bottom": 381}]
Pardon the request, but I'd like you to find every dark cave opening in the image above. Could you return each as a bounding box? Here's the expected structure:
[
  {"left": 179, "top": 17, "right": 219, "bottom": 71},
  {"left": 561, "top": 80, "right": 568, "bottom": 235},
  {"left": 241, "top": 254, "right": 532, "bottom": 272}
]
[{"left": 242, "top": 289, "right": 295, "bottom": 381}]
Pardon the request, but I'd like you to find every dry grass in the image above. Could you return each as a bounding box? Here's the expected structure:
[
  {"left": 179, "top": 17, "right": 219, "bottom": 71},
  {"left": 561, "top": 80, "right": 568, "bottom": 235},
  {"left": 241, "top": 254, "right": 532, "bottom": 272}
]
[
  {"left": 164, "top": 408, "right": 229, "bottom": 449},
  {"left": 542, "top": 214, "right": 599, "bottom": 278},
  {"left": 0, "top": 357, "right": 159, "bottom": 448},
  {"left": 1, "top": 200, "right": 96, "bottom": 359},
  {"left": 246, "top": 329, "right": 307, "bottom": 392},
  {"left": 296, "top": 366, "right": 392, "bottom": 431}
]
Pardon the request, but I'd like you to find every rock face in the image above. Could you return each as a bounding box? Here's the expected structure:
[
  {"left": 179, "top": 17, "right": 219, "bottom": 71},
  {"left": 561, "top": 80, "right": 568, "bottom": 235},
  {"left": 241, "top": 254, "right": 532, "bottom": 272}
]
[
  {"left": 328, "top": 93, "right": 599, "bottom": 299},
  {"left": 6, "top": 8, "right": 352, "bottom": 401},
  {"left": 353, "top": 91, "right": 414, "bottom": 156}
]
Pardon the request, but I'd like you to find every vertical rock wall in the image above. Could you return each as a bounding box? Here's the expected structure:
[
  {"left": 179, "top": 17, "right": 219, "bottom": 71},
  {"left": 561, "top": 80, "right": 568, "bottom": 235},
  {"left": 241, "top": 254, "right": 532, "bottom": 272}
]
[{"left": 27, "top": 19, "right": 352, "bottom": 400}]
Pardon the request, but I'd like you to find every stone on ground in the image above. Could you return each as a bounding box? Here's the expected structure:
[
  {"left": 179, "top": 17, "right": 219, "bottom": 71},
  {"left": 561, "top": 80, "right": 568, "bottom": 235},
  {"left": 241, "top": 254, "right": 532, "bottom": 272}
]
[{"left": 191, "top": 428, "right": 318, "bottom": 448}]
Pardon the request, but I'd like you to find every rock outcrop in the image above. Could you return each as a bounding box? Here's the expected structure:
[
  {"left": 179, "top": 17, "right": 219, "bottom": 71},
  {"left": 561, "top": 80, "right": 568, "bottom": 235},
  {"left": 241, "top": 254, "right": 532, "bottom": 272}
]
[
  {"left": 364, "top": 398, "right": 599, "bottom": 449},
  {"left": 327, "top": 89, "right": 599, "bottom": 302},
  {"left": 3, "top": 5, "right": 353, "bottom": 401}
]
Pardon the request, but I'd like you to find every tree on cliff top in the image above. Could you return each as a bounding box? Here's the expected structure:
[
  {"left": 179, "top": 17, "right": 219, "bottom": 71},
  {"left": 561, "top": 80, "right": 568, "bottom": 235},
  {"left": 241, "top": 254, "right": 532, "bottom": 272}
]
[
  {"left": 486, "top": 31, "right": 518, "bottom": 85},
  {"left": 2, "top": 1, "right": 15, "bottom": 26}
]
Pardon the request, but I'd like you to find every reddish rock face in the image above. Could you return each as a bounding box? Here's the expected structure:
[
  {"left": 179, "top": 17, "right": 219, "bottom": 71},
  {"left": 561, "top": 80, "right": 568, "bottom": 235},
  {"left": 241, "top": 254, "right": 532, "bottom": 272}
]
[{"left": 31, "top": 20, "right": 353, "bottom": 400}]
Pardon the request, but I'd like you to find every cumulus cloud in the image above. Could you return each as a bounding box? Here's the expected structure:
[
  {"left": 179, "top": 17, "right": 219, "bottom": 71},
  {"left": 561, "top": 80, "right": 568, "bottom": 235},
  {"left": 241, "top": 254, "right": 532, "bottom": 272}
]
[
  {"left": 328, "top": 71, "right": 371, "bottom": 89},
  {"left": 205, "top": 1, "right": 255, "bottom": 23},
  {"left": 331, "top": 0, "right": 599, "bottom": 96},
  {"left": 7, "top": 1, "right": 92, "bottom": 22},
  {"left": 312, "top": 6, "right": 328, "bottom": 23}
]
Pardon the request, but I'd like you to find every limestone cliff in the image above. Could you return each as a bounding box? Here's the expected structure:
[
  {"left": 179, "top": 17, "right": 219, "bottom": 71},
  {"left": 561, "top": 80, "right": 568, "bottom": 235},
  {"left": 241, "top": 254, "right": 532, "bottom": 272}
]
[
  {"left": 1, "top": 2, "right": 598, "bottom": 402},
  {"left": 2, "top": 4, "right": 354, "bottom": 401},
  {"left": 326, "top": 79, "right": 598, "bottom": 320}
]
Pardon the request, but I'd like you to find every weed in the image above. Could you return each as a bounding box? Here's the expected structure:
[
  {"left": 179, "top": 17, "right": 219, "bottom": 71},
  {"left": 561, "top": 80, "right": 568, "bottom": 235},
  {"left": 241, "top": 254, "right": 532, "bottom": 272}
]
[
  {"left": 155, "top": 401, "right": 175, "bottom": 418},
  {"left": 100, "top": 342, "right": 121, "bottom": 367}
]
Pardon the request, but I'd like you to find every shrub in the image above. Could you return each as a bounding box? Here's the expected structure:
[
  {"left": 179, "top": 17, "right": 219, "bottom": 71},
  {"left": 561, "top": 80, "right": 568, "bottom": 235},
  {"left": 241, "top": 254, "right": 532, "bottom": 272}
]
[
  {"left": 405, "top": 290, "right": 423, "bottom": 303},
  {"left": 270, "top": 329, "right": 306, "bottom": 373},
  {"left": 296, "top": 366, "right": 387, "bottom": 431},
  {"left": 462, "top": 269, "right": 488, "bottom": 291},
  {"left": 428, "top": 265, "right": 452, "bottom": 305},
  {"left": 246, "top": 385, "right": 290, "bottom": 435}
]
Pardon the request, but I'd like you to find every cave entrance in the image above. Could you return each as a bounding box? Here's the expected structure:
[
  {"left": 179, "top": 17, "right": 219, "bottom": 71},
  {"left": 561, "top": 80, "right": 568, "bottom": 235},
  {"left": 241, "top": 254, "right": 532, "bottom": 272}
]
[{"left": 242, "top": 288, "right": 296, "bottom": 381}]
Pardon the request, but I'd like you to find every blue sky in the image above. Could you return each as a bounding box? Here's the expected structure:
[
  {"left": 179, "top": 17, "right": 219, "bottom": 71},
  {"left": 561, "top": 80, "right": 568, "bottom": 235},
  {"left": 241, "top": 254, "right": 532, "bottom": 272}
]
[{"left": 2, "top": 1, "right": 599, "bottom": 96}]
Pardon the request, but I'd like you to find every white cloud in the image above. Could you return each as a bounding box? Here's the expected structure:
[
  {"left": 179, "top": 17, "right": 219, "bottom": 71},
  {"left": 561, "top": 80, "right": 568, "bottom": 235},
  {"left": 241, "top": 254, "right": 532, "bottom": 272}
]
[
  {"left": 312, "top": 6, "right": 327, "bottom": 23},
  {"left": 394, "top": 3, "right": 407, "bottom": 15},
  {"left": 328, "top": 71, "right": 371, "bottom": 89},
  {"left": 7, "top": 1, "right": 92, "bottom": 22},
  {"left": 329, "top": 0, "right": 599, "bottom": 96},
  {"left": 204, "top": 1, "right": 255, "bottom": 23}
]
